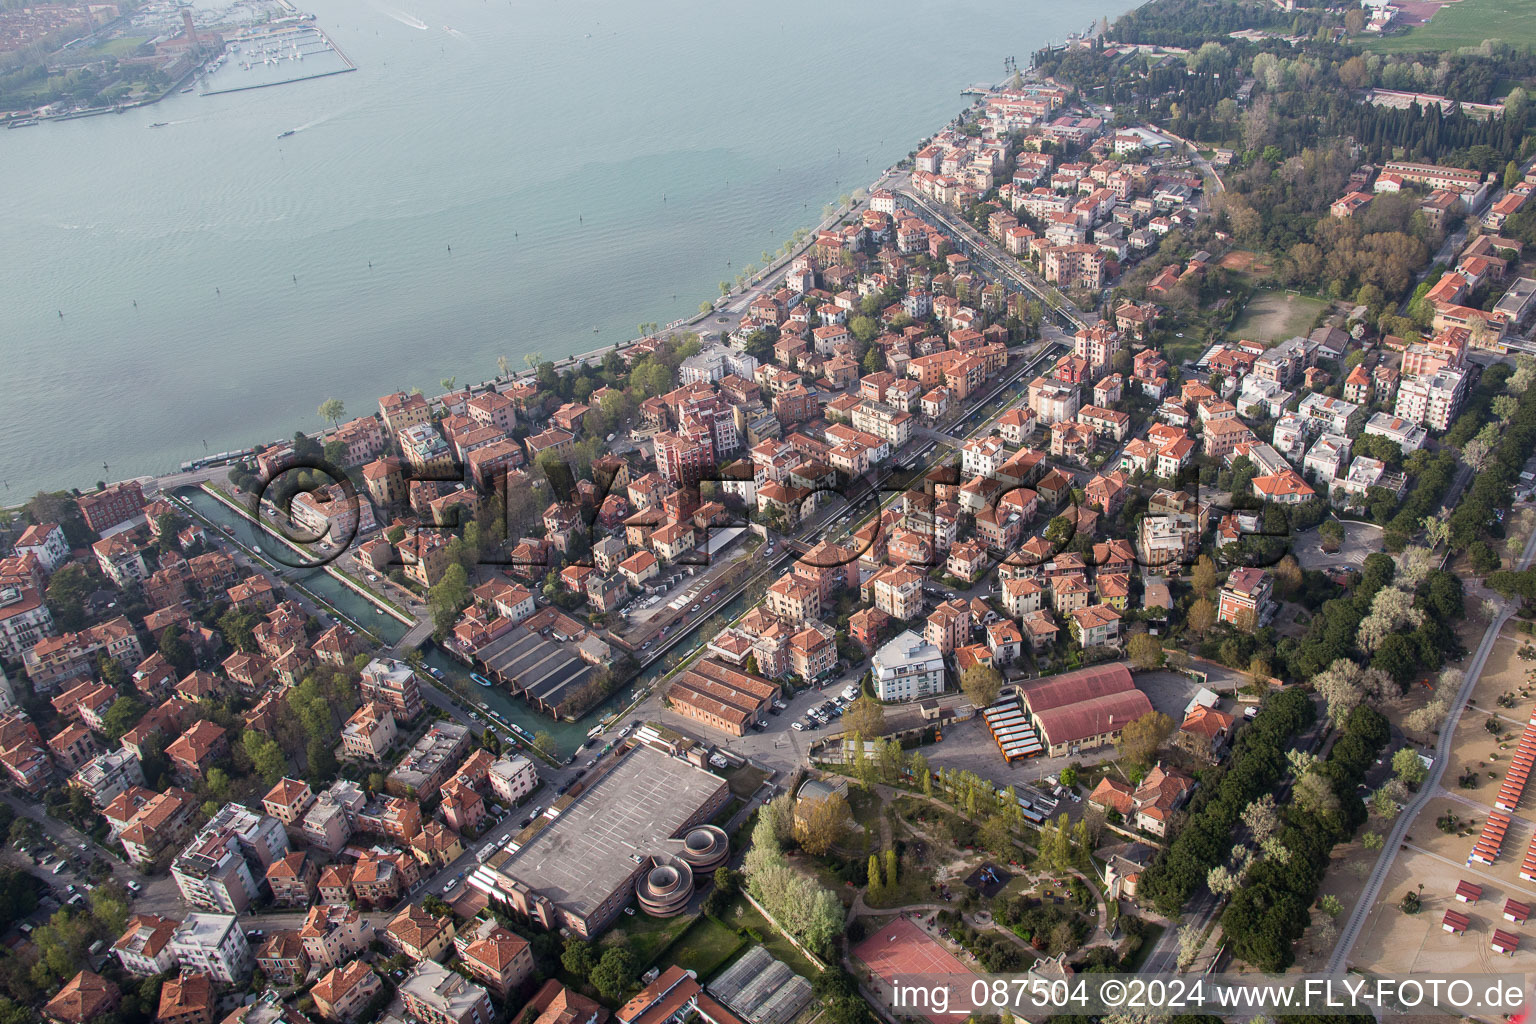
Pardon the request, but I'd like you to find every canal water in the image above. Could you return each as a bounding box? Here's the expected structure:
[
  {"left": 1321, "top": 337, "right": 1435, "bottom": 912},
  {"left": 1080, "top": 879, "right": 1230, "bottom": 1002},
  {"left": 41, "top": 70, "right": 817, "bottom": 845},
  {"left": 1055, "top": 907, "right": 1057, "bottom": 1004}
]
[
  {"left": 175, "top": 483, "right": 754, "bottom": 757},
  {"left": 176, "top": 485, "right": 410, "bottom": 643}
]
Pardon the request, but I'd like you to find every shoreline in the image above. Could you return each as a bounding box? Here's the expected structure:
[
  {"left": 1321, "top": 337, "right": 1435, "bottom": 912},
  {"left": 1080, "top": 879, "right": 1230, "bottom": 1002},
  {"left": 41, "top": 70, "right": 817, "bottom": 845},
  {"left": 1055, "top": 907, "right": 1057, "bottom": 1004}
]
[{"left": 9, "top": 60, "right": 1031, "bottom": 497}]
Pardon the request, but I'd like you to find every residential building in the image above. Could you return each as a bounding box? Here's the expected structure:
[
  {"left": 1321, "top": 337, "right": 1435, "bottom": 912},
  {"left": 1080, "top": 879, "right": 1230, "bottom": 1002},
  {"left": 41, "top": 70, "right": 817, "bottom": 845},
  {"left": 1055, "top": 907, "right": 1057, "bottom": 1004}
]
[
  {"left": 386, "top": 903, "right": 457, "bottom": 963},
  {"left": 1217, "top": 568, "right": 1275, "bottom": 628},
  {"left": 871, "top": 630, "right": 947, "bottom": 702},
  {"left": 486, "top": 755, "right": 539, "bottom": 807},
  {"left": 341, "top": 701, "right": 398, "bottom": 761},
  {"left": 265, "top": 850, "right": 319, "bottom": 907},
  {"left": 157, "top": 972, "right": 215, "bottom": 1024},
  {"left": 360, "top": 657, "right": 424, "bottom": 721},
  {"left": 300, "top": 903, "right": 373, "bottom": 970},
  {"left": 453, "top": 917, "right": 534, "bottom": 997},
  {"left": 312, "top": 962, "right": 383, "bottom": 1024},
  {"left": 169, "top": 913, "right": 252, "bottom": 983},
  {"left": 44, "top": 971, "right": 119, "bottom": 1024},
  {"left": 255, "top": 932, "right": 310, "bottom": 987},
  {"left": 1395, "top": 367, "right": 1468, "bottom": 431},
  {"left": 261, "top": 777, "right": 315, "bottom": 826},
  {"left": 112, "top": 915, "right": 179, "bottom": 977},
  {"left": 388, "top": 721, "right": 471, "bottom": 797},
  {"left": 399, "top": 959, "right": 494, "bottom": 1024}
]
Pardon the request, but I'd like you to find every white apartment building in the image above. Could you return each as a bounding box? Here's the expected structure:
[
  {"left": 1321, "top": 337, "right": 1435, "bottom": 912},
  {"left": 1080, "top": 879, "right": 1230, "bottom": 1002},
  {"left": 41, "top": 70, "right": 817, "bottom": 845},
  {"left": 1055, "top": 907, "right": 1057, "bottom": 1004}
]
[
  {"left": 487, "top": 755, "right": 538, "bottom": 806},
  {"left": 871, "top": 630, "right": 947, "bottom": 702},
  {"left": 170, "top": 913, "right": 252, "bottom": 983},
  {"left": 1363, "top": 411, "right": 1429, "bottom": 452}
]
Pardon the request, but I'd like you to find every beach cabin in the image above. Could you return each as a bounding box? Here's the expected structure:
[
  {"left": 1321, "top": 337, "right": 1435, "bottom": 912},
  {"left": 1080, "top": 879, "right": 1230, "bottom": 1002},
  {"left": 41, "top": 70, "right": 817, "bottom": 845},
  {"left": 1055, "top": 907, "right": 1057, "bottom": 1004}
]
[
  {"left": 1455, "top": 880, "right": 1483, "bottom": 904},
  {"left": 1492, "top": 929, "right": 1521, "bottom": 956},
  {"left": 1505, "top": 899, "right": 1531, "bottom": 925},
  {"left": 1442, "top": 910, "right": 1471, "bottom": 935}
]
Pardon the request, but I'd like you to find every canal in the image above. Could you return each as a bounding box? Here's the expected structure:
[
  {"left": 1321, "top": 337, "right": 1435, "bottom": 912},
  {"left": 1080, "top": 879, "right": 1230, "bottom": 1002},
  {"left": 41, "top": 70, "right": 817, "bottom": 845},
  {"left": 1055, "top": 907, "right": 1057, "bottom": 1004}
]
[
  {"left": 174, "top": 483, "right": 758, "bottom": 758},
  {"left": 175, "top": 486, "right": 411, "bottom": 645}
]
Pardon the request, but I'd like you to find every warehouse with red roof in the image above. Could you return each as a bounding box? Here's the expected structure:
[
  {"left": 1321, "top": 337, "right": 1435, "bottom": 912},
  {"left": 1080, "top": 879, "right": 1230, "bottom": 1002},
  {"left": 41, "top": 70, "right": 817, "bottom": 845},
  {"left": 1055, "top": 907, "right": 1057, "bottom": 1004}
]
[{"left": 1017, "top": 663, "right": 1154, "bottom": 756}]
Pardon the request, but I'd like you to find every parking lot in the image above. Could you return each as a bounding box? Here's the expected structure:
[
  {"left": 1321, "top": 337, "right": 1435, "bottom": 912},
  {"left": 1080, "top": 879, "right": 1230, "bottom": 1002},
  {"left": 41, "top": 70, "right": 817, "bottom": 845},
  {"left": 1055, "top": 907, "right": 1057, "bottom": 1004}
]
[
  {"left": 921, "top": 668, "right": 1210, "bottom": 803},
  {"left": 1291, "top": 520, "right": 1382, "bottom": 570}
]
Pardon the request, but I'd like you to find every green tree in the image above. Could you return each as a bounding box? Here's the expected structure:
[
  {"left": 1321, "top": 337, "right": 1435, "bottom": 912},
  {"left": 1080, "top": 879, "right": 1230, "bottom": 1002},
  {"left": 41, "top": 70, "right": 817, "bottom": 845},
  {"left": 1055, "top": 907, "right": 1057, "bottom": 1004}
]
[
  {"left": 317, "top": 398, "right": 346, "bottom": 428},
  {"left": 1128, "top": 633, "right": 1164, "bottom": 671},
  {"left": 589, "top": 947, "right": 636, "bottom": 1001},
  {"left": 560, "top": 938, "right": 596, "bottom": 980},
  {"left": 1116, "top": 711, "right": 1175, "bottom": 767},
  {"left": 1187, "top": 598, "right": 1216, "bottom": 636},
  {"left": 911, "top": 752, "right": 931, "bottom": 796},
  {"left": 867, "top": 853, "right": 882, "bottom": 896},
  {"left": 1392, "top": 746, "right": 1428, "bottom": 787},
  {"left": 979, "top": 815, "right": 1013, "bottom": 858},
  {"left": 1059, "top": 765, "right": 1078, "bottom": 788},
  {"left": 1192, "top": 555, "right": 1218, "bottom": 598},
  {"left": 428, "top": 563, "right": 472, "bottom": 638},
  {"left": 98, "top": 696, "right": 146, "bottom": 743},
  {"left": 794, "top": 793, "right": 851, "bottom": 855},
  {"left": 885, "top": 847, "right": 898, "bottom": 887},
  {"left": 241, "top": 731, "right": 289, "bottom": 785},
  {"left": 959, "top": 662, "right": 1003, "bottom": 709},
  {"left": 43, "top": 564, "right": 92, "bottom": 631},
  {"left": 845, "top": 695, "right": 885, "bottom": 739}
]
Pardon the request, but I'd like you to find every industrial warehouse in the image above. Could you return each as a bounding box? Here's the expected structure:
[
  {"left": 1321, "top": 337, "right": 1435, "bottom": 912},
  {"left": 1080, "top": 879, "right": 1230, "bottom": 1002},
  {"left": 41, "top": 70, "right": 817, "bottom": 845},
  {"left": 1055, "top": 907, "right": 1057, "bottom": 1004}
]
[
  {"left": 1016, "top": 663, "right": 1154, "bottom": 757},
  {"left": 665, "top": 659, "right": 781, "bottom": 736},
  {"left": 468, "top": 743, "right": 731, "bottom": 937}
]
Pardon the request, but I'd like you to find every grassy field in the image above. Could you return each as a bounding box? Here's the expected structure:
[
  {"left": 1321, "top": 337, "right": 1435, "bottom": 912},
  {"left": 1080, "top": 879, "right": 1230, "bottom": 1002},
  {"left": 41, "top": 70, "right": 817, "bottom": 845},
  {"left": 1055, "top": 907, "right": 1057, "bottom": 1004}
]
[
  {"left": 599, "top": 910, "right": 694, "bottom": 964},
  {"left": 1365, "top": 0, "right": 1536, "bottom": 52},
  {"left": 1226, "top": 289, "right": 1328, "bottom": 345},
  {"left": 718, "top": 897, "right": 824, "bottom": 977},
  {"left": 91, "top": 35, "right": 150, "bottom": 56},
  {"left": 667, "top": 915, "right": 746, "bottom": 980}
]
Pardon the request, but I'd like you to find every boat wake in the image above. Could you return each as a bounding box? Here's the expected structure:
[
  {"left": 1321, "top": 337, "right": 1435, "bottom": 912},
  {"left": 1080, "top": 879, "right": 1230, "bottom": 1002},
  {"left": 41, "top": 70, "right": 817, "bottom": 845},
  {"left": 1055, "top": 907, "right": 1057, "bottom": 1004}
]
[
  {"left": 291, "top": 102, "right": 360, "bottom": 134},
  {"left": 443, "top": 24, "right": 466, "bottom": 38},
  {"left": 376, "top": 5, "right": 428, "bottom": 29}
]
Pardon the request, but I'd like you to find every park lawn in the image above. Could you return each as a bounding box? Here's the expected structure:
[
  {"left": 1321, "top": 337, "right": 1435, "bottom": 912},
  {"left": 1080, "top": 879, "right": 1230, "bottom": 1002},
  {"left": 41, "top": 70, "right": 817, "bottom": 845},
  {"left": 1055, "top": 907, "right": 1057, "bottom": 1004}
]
[
  {"left": 725, "top": 763, "right": 770, "bottom": 799},
  {"left": 1225, "top": 289, "right": 1329, "bottom": 345},
  {"left": 1366, "top": 0, "right": 1536, "bottom": 52},
  {"left": 91, "top": 35, "right": 150, "bottom": 56},
  {"left": 600, "top": 909, "right": 695, "bottom": 965},
  {"left": 666, "top": 915, "right": 746, "bottom": 980},
  {"left": 1161, "top": 333, "right": 1208, "bottom": 367},
  {"left": 718, "top": 896, "right": 824, "bottom": 978}
]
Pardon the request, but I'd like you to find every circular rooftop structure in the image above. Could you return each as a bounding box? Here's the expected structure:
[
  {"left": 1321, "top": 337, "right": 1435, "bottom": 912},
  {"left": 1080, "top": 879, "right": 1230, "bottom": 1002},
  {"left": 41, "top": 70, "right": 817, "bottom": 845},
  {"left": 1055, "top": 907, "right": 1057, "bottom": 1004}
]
[
  {"left": 678, "top": 825, "right": 729, "bottom": 872},
  {"left": 636, "top": 856, "right": 694, "bottom": 917}
]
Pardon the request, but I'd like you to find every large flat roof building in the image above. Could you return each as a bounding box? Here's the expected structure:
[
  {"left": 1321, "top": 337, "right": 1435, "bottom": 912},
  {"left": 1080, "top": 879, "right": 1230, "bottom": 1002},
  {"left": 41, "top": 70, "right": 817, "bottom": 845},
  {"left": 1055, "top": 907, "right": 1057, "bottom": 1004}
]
[{"left": 468, "top": 743, "right": 728, "bottom": 938}]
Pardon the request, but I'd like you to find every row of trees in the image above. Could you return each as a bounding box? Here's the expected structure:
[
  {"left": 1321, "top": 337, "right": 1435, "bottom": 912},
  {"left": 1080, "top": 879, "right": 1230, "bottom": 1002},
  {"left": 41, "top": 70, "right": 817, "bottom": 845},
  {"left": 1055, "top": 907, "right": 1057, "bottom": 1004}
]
[
  {"left": 1137, "top": 686, "right": 1316, "bottom": 916},
  {"left": 1221, "top": 704, "right": 1389, "bottom": 970},
  {"left": 742, "top": 809, "right": 845, "bottom": 959}
]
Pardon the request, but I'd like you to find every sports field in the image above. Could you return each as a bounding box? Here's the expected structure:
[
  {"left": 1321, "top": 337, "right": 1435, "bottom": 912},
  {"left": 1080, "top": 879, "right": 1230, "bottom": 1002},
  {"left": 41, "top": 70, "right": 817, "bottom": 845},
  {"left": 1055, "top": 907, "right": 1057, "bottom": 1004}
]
[
  {"left": 1226, "top": 289, "right": 1328, "bottom": 345},
  {"left": 1366, "top": 0, "right": 1536, "bottom": 52}
]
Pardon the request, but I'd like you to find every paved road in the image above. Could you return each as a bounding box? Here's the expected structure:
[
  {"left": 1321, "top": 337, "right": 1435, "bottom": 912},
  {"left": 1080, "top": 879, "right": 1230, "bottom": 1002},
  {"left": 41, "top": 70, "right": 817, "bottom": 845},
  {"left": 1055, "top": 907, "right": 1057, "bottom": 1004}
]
[
  {"left": 895, "top": 183, "right": 1087, "bottom": 332},
  {"left": 1139, "top": 887, "right": 1218, "bottom": 974},
  {"left": 1326, "top": 518, "right": 1536, "bottom": 972},
  {"left": 0, "top": 791, "right": 182, "bottom": 913}
]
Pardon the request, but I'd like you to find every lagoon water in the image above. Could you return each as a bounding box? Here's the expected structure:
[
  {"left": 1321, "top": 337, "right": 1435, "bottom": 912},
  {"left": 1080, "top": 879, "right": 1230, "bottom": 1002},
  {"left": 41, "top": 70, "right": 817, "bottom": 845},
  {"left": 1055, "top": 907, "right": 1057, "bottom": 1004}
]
[{"left": 0, "top": 0, "right": 1122, "bottom": 495}]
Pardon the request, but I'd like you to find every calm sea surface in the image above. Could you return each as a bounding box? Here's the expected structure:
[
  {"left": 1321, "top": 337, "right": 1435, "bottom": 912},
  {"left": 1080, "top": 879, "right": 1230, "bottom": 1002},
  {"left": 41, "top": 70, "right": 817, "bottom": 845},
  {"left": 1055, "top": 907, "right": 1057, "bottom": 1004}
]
[{"left": 0, "top": 0, "right": 1123, "bottom": 495}]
